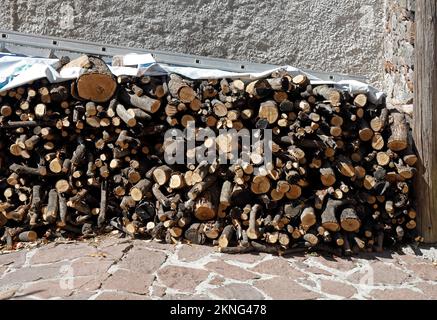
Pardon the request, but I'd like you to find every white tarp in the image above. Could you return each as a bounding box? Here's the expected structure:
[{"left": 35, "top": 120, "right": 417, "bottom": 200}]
[{"left": 0, "top": 53, "right": 385, "bottom": 105}]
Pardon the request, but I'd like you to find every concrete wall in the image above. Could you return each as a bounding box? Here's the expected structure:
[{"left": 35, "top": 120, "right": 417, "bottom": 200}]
[{"left": 1, "top": 0, "right": 385, "bottom": 88}]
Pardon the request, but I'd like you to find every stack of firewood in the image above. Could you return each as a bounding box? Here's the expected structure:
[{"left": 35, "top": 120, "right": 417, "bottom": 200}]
[{"left": 0, "top": 55, "right": 419, "bottom": 255}]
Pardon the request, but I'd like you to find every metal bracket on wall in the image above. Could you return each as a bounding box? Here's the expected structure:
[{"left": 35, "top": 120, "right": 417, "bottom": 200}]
[{"left": 0, "top": 29, "right": 367, "bottom": 83}]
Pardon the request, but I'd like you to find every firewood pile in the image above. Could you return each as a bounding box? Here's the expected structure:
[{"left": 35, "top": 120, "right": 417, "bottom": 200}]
[{"left": 0, "top": 55, "right": 419, "bottom": 255}]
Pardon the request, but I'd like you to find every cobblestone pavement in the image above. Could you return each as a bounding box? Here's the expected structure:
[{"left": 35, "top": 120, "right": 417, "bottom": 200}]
[{"left": 0, "top": 235, "right": 436, "bottom": 300}]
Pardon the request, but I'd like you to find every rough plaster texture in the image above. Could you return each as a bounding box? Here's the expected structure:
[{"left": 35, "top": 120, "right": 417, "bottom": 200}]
[
  {"left": 1, "top": 0, "right": 385, "bottom": 89},
  {"left": 383, "top": 0, "right": 415, "bottom": 106}
]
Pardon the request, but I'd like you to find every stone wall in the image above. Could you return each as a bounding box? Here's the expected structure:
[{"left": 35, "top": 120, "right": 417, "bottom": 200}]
[{"left": 383, "top": 0, "right": 416, "bottom": 106}]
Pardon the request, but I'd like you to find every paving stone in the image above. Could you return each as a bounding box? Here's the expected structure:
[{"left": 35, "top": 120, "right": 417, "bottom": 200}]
[
  {"left": 0, "top": 262, "right": 66, "bottom": 288},
  {"left": 151, "top": 284, "right": 167, "bottom": 297},
  {"left": 298, "top": 278, "right": 319, "bottom": 289},
  {"left": 95, "top": 291, "right": 150, "bottom": 300},
  {"left": 254, "top": 277, "right": 321, "bottom": 300},
  {"left": 288, "top": 259, "right": 324, "bottom": 274},
  {"left": 210, "top": 283, "right": 265, "bottom": 299},
  {"left": 280, "top": 253, "right": 309, "bottom": 263},
  {"left": 70, "top": 256, "right": 113, "bottom": 277},
  {"left": 320, "top": 279, "right": 357, "bottom": 298},
  {"left": 347, "top": 261, "right": 412, "bottom": 285},
  {"left": 31, "top": 243, "right": 96, "bottom": 264},
  {"left": 64, "top": 291, "right": 95, "bottom": 300},
  {"left": 36, "top": 242, "right": 58, "bottom": 250},
  {"left": 102, "top": 269, "right": 154, "bottom": 295},
  {"left": 133, "top": 239, "right": 176, "bottom": 252},
  {"left": 416, "top": 282, "right": 437, "bottom": 299},
  {"left": 370, "top": 288, "right": 427, "bottom": 300},
  {"left": 98, "top": 237, "right": 131, "bottom": 249},
  {"left": 0, "top": 250, "right": 27, "bottom": 268},
  {"left": 0, "top": 265, "right": 8, "bottom": 276},
  {"left": 361, "top": 251, "right": 397, "bottom": 263},
  {"left": 10, "top": 295, "right": 39, "bottom": 300},
  {"left": 221, "top": 252, "right": 268, "bottom": 264},
  {"left": 0, "top": 286, "right": 20, "bottom": 300},
  {"left": 118, "top": 247, "right": 167, "bottom": 273},
  {"left": 157, "top": 266, "right": 209, "bottom": 293},
  {"left": 97, "top": 242, "right": 133, "bottom": 261},
  {"left": 406, "top": 263, "right": 437, "bottom": 281},
  {"left": 303, "top": 266, "right": 334, "bottom": 276},
  {"left": 208, "top": 275, "right": 226, "bottom": 286},
  {"left": 161, "top": 294, "right": 210, "bottom": 300},
  {"left": 394, "top": 252, "right": 429, "bottom": 266},
  {"left": 28, "top": 276, "right": 101, "bottom": 299},
  {"left": 309, "top": 256, "right": 358, "bottom": 272},
  {"left": 74, "top": 276, "right": 103, "bottom": 292},
  {"left": 205, "top": 260, "right": 259, "bottom": 281},
  {"left": 249, "top": 258, "right": 305, "bottom": 279},
  {"left": 2, "top": 235, "right": 434, "bottom": 300},
  {"left": 177, "top": 244, "right": 214, "bottom": 262},
  {"left": 25, "top": 278, "right": 69, "bottom": 299}
]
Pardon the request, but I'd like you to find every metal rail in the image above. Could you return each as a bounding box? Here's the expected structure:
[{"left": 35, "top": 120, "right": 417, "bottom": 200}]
[{"left": 0, "top": 29, "right": 367, "bottom": 82}]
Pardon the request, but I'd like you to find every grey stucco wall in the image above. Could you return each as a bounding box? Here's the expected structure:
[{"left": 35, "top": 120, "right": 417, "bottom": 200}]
[{"left": 1, "top": 0, "right": 385, "bottom": 88}]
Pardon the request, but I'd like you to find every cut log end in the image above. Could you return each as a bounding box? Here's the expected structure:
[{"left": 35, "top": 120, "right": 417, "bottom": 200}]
[
  {"left": 18, "top": 231, "right": 38, "bottom": 242},
  {"left": 77, "top": 73, "right": 117, "bottom": 103},
  {"left": 179, "top": 87, "right": 196, "bottom": 103},
  {"left": 195, "top": 206, "right": 216, "bottom": 221},
  {"left": 251, "top": 176, "right": 271, "bottom": 194}
]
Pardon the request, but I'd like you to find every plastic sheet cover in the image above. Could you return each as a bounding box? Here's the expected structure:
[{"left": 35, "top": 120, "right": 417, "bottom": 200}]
[{"left": 0, "top": 52, "right": 385, "bottom": 105}]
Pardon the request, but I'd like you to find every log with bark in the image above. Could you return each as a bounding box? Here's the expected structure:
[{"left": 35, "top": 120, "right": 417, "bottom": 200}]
[{"left": 73, "top": 56, "right": 118, "bottom": 103}]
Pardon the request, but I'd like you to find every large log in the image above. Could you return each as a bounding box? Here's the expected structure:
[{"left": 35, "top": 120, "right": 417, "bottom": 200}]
[
  {"left": 168, "top": 74, "right": 196, "bottom": 103},
  {"left": 388, "top": 111, "right": 408, "bottom": 152},
  {"left": 75, "top": 56, "right": 117, "bottom": 103},
  {"left": 340, "top": 208, "right": 361, "bottom": 232},
  {"left": 321, "top": 199, "right": 344, "bottom": 232},
  {"left": 194, "top": 190, "right": 217, "bottom": 221}
]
